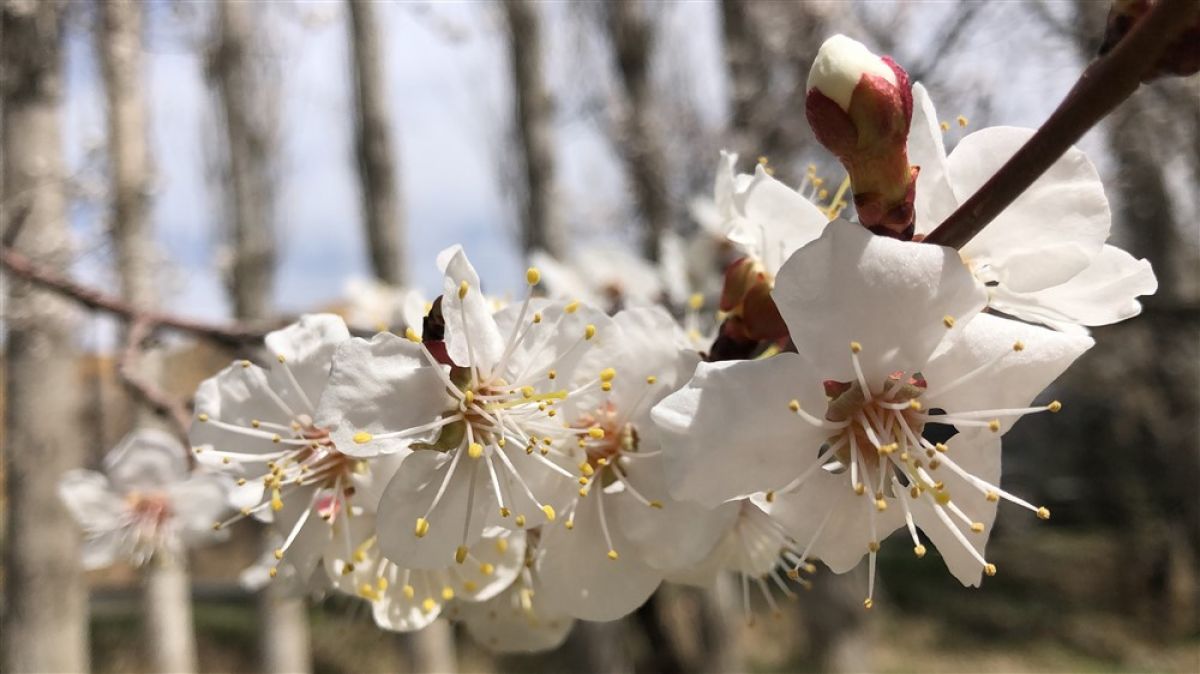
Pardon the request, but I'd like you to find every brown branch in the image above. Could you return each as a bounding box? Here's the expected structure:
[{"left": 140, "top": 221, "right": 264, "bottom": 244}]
[
  {"left": 1, "top": 244, "right": 270, "bottom": 346},
  {"left": 924, "top": 0, "right": 1200, "bottom": 249},
  {"left": 118, "top": 318, "right": 193, "bottom": 453}
]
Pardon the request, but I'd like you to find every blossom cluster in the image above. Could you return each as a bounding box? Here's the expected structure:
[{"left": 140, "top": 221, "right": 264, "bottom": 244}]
[{"left": 59, "top": 34, "right": 1157, "bottom": 653}]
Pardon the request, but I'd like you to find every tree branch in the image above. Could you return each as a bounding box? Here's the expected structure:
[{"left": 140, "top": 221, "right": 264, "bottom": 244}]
[
  {"left": 924, "top": 0, "right": 1200, "bottom": 249},
  {"left": 118, "top": 318, "right": 193, "bottom": 451},
  {"left": 1, "top": 244, "right": 270, "bottom": 346}
]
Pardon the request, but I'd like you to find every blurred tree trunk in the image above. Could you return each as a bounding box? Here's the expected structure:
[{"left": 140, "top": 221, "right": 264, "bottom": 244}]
[
  {"left": 604, "top": 0, "right": 672, "bottom": 262},
  {"left": 210, "top": 0, "right": 275, "bottom": 320},
  {"left": 98, "top": 0, "right": 198, "bottom": 670},
  {"left": 347, "top": 0, "right": 406, "bottom": 285},
  {"left": 209, "top": 3, "right": 311, "bottom": 672},
  {"left": 719, "top": 0, "right": 771, "bottom": 163},
  {"left": 0, "top": 1, "right": 90, "bottom": 671},
  {"left": 502, "top": 0, "right": 565, "bottom": 258}
]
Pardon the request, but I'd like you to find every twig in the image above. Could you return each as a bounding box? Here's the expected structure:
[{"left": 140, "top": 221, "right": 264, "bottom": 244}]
[
  {"left": 1, "top": 244, "right": 270, "bottom": 346},
  {"left": 118, "top": 318, "right": 193, "bottom": 452},
  {"left": 924, "top": 0, "right": 1200, "bottom": 249}
]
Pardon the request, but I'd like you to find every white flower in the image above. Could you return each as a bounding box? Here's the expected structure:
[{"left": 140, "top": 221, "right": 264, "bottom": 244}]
[
  {"left": 446, "top": 563, "right": 575, "bottom": 654},
  {"left": 529, "top": 245, "right": 666, "bottom": 310},
  {"left": 59, "top": 428, "right": 229, "bottom": 568},
  {"left": 908, "top": 83, "right": 1157, "bottom": 333},
  {"left": 317, "top": 247, "right": 613, "bottom": 570},
  {"left": 533, "top": 307, "right": 735, "bottom": 621},
  {"left": 343, "top": 277, "right": 429, "bottom": 335},
  {"left": 327, "top": 515, "right": 525, "bottom": 633},
  {"left": 653, "top": 222, "right": 1093, "bottom": 605},
  {"left": 190, "top": 313, "right": 396, "bottom": 583}
]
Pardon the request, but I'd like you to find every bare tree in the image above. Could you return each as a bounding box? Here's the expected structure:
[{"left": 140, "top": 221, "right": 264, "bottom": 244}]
[
  {"left": 502, "top": 0, "right": 566, "bottom": 258},
  {"left": 604, "top": 0, "right": 672, "bottom": 262},
  {"left": 347, "top": 0, "right": 407, "bottom": 284},
  {"left": 209, "top": 0, "right": 275, "bottom": 320},
  {"left": 98, "top": 1, "right": 200, "bottom": 671},
  {"left": 1, "top": 1, "right": 90, "bottom": 671},
  {"left": 208, "top": 3, "right": 311, "bottom": 672}
]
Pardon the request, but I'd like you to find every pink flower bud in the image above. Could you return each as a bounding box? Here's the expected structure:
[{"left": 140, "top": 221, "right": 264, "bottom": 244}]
[{"left": 806, "top": 35, "right": 917, "bottom": 238}]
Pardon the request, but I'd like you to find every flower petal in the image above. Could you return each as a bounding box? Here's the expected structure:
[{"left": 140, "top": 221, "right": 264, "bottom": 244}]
[
  {"left": 438, "top": 246, "right": 506, "bottom": 372},
  {"left": 169, "top": 474, "right": 231, "bottom": 542},
  {"left": 316, "top": 333, "right": 454, "bottom": 458},
  {"left": 104, "top": 428, "right": 189, "bottom": 493},
  {"left": 451, "top": 578, "right": 575, "bottom": 653},
  {"left": 263, "top": 314, "right": 351, "bottom": 413},
  {"left": 191, "top": 363, "right": 297, "bottom": 460},
  {"left": 652, "top": 354, "right": 828, "bottom": 506},
  {"left": 730, "top": 164, "right": 829, "bottom": 274},
  {"left": 773, "top": 220, "right": 986, "bottom": 384},
  {"left": 58, "top": 469, "right": 124, "bottom": 532},
  {"left": 908, "top": 83, "right": 957, "bottom": 233}
]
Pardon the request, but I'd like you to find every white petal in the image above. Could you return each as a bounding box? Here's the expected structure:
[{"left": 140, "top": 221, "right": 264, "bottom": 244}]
[
  {"left": 452, "top": 579, "right": 575, "bottom": 653},
  {"left": 537, "top": 486, "right": 663, "bottom": 621},
  {"left": 989, "top": 244, "right": 1157, "bottom": 330},
  {"left": 924, "top": 313, "right": 1093, "bottom": 436},
  {"left": 58, "top": 469, "right": 124, "bottom": 531},
  {"left": 528, "top": 250, "right": 602, "bottom": 307},
  {"left": 730, "top": 164, "right": 829, "bottom": 274},
  {"left": 907, "top": 83, "right": 957, "bottom": 233},
  {"left": 438, "top": 246, "right": 506, "bottom": 371},
  {"left": 81, "top": 530, "right": 124, "bottom": 570},
  {"left": 190, "top": 363, "right": 297, "bottom": 460},
  {"left": 263, "top": 314, "right": 351, "bottom": 411},
  {"left": 652, "top": 354, "right": 828, "bottom": 507},
  {"left": 168, "top": 474, "right": 231, "bottom": 543},
  {"left": 271, "top": 486, "right": 333, "bottom": 582},
  {"left": 104, "top": 428, "right": 189, "bottom": 493},
  {"left": 773, "top": 220, "right": 986, "bottom": 384},
  {"left": 950, "top": 127, "right": 1110, "bottom": 291},
  {"left": 316, "top": 333, "right": 454, "bottom": 457},
  {"left": 377, "top": 451, "right": 496, "bottom": 570}
]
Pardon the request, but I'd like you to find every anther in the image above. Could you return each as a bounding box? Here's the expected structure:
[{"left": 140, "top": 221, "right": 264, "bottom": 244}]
[
  {"left": 277, "top": 354, "right": 286, "bottom": 363},
  {"left": 607, "top": 549, "right": 619, "bottom": 561},
  {"left": 987, "top": 419, "right": 1001, "bottom": 432},
  {"left": 939, "top": 120, "right": 950, "bottom": 132},
  {"left": 788, "top": 399, "right": 800, "bottom": 412},
  {"left": 405, "top": 327, "right": 420, "bottom": 342},
  {"left": 867, "top": 541, "right": 880, "bottom": 553},
  {"left": 526, "top": 267, "right": 541, "bottom": 285},
  {"left": 599, "top": 368, "right": 616, "bottom": 382},
  {"left": 957, "top": 115, "right": 969, "bottom": 127},
  {"left": 646, "top": 375, "right": 657, "bottom": 384},
  {"left": 875, "top": 499, "right": 888, "bottom": 512},
  {"left": 480, "top": 562, "right": 495, "bottom": 576},
  {"left": 984, "top": 563, "right": 997, "bottom": 576},
  {"left": 943, "top": 315, "right": 956, "bottom": 328},
  {"left": 565, "top": 301, "right": 580, "bottom": 314},
  {"left": 1047, "top": 401, "right": 1062, "bottom": 413},
  {"left": 1013, "top": 340, "right": 1025, "bottom": 352},
  {"left": 541, "top": 504, "right": 556, "bottom": 521},
  {"left": 863, "top": 598, "right": 874, "bottom": 609},
  {"left": 515, "top": 514, "right": 526, "bottom": 527},
  {"left": 970, "top": 522, "right": 985, "bottom": 533},
  {"left": 1036, "top": 506, "right": 1051, "bottom": 520},
  {"left": 455, "top": 546, "right": 468, "bottom": 564},
  {"left": 850, "top": 341, "right": 862, "bottom": 354},
  {"left": 353, "top": 432, "right": 373, "bottom": 444},
  {"left": 415, "top": 517, "right": 430, "bottom": 538},
  {"left": 458, "top": 281, "right": 469, "bottom": 299},
  {"left": 854, "top": 483, "right": 866, "bottom": 496},
  {"left": 499, "top": 507, "right": 511, "bottom": 518},
  {"left": 585, "top": 324, "right": 597, "bottom": 340},
  {"left": 688, "top": 293, "right": 704, "bottom": 310},
  {"left": 765, "top": 490, "right": 776, "bottom": 503},
  {"left": 495, "top": 538, "right": 509, "bottom": 554},
  {"left": 649, "top": 500, "right": 663, "bottom": 509},
  {"left": 914, "top": 544, "right": 927, "bottom": 558},
  {"left": 197, "top": 413, "right": 209, "bottom": 423},
  {"left": 468, "top": 443, "right": 484, "bottom": 459},
  {"left": 588, "top": 427, "right": 605, "bottom": 440}
]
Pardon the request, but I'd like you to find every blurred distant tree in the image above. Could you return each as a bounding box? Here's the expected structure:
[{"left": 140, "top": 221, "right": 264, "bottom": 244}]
[
  {"left": 503, "top": 0, "right": 566, "bottom": 259},
  {"left": 348, "top": 0, "right": 407, "bottom": 285},
  {"left": 604, "top": 0, "right": 672, "bottom": 262},
  {"left": 1, "top": 1, "right": 90, "bottom": 671},
  {"left": 208, "top": 3, "right": 312, "bottom": 672},
  {"left": 98, "top": 0, "right": 198, "bottom": 671}
]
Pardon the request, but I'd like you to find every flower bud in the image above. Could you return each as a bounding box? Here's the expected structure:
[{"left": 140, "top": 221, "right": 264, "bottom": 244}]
[
  {"left": 805, "top": 35, "right": 916, "bottom": 238},
  {"left": 718, "top": 256, "right": 787, "bottom": 343},
  {"left": 1099, "top": 0, "right": 1199, "bottom": 80}
]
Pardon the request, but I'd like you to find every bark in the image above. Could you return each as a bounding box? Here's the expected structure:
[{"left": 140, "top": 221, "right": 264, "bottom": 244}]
[
  {"left": 605, "top": 0, "right": 672, "bottom": 262},
  {"left": 257, "top": 582, "right": 312, "bottom": 674},
  {"left": 719, "top": 0, "right": 771, "bottom": 163},
  {"left": 407, "top": 620, "right": 458, "bottom": 674},
  {"left": 1, "top": 1, "right": 91, "bottom": 671},
  {"left": 502, "top": 0, "right": 565, "bottom": 258},
  {"left": 347, "top": 0, "right": 407, "bottom": 284},
  {"left": 143, "top": 558, "right": 198, "bottom": 673},
  {"left": 209, "top": 0, "right": 275, "bottom": 320}
]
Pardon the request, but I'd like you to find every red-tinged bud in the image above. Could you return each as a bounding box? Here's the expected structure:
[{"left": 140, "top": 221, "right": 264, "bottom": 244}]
[
  {"left": 717, "top": 256, "right": 788, "bottom": 342},
  {"left": 806, "top": 35, "right": 916, "bottom": 238},
  {"left": 1100, "top": 0, "right": 1200, "bottom": 79}
]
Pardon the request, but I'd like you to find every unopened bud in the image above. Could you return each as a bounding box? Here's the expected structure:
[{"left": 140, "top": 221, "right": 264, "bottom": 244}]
[
  {"left": 717, "top": 256, "right": 787, "bottom": 342},
  {"left": 806, "top": 35, "right": 916, "bottom": 238}
]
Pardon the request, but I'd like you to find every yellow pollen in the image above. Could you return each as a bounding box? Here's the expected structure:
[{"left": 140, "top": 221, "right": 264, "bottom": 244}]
[
  {"left": 578, "top": 488, "right": 588, "bottom": 498},
  {"left": 499, "top": 507, "right": 511, "bottom": 518},
  {"left": 854, "top": 483, "right": 866, "bottom": 496},
  {"left": 541, "top": 504, "right": 556, "bottom": 521},
  {"left": 984, "top": 563, "right": 997, "bottom": 576},
  {"left": 222, "top": 457, "right": 231, "bottom": 464},
  {"left": 341, "top": 563, "right": 355, "bottom": 575},
  {"left": 402, "top": 585, "right": 415, "bottom": 599},
  {"left": 970, "top": 522, "right": 985, "bottom": 533},
  {"left": 405, "top": 327, "right": 420, "bottom": 342},
  {"left": 463, "top": 580, "right": 478, "bottom": 592},
  {"left": 788, "top": 399, "right": 800, "bottom": 412},
  {"left": 277, "top": 354, "right": 286, "bottom": 363},
  {"left": 1013, "top": 340, "right": 1025, "bottom": 352},
  {"left": 241, "top": 359, "right": 252, "bottom": 368},
  {"left": 646, "top": 375, "right": 657, "bottom": 384},
  {"left": 935, "top": 443, "right": 948, "bottom": 453},
  {"left": 914, "top": 544, "right": 927, "bottom": 558},
  {"left": 765, "top": 490, "right": 776, "bottom": 503},
  {"left": 585, "top": 324, "right": 597, "bottom": 340},
  {"left": 601, "top": 382, "right": 612, "bottom": 392},
  {"left": 988, "top": 419, "right": 1001, "bottom": 432},
  {"left": 578, "top": 476, "right": 589, "bottom": 486},
  {"left": 532, "top": 312, "right": 542, "bottom": 324},
  {"left": 268, "top": 567, "right": 278, "bottom": 578},
  {"left": 850, "top": 341, "right": 862, "bottom": 354},
  {"left": 458, "top": 280, "right": 469, "bottom": 299},
  {"left": 515, "top": 515, "right": 526, "bottom": 527},
  {"left": 526, "top": 267, "right": 541, "bottom": 285},
  {"left": 588, "top": 427, "right": 605, "bottom": 439},
  {"left": 909, "top": 399, "right": 923, "bottom": 411},
  {"left": 649, "top": 500, "right": 663, "bottom": 509},
  {"left": 236, "top": 478, "right": 246, "bottom": 486},
  {"left": 939, "top": 120, "right": 950, "bottom": 132},
  {"left": 607, "top": 549, "right": 619, "bottom": 561},
  {"left": 548, "top": 369, "right": 557, "bottom": 380},
  {"left": 250, "top": 419, "right": 260, "bottom": 428},
  {"left": 1037, "top": 507, "right": 1051, "bottom": 520},
  {"left": 687, "top": 293, "right": 704, "bottom": 311},
  {"left": 495, "top": 538, "right": 509, "bottom": 554},
  {"left": 415, "top": 517, "right": 430, "bottom": 538},
  {"left": 599, "top": 368, "right": 616, "bottom": 382},
  {"left": 464, "top": 390, "right": 475, "bottom": 405},
  {"left": 442, "top": 587, "right": 455, "bottom": 601},
  {"left": 864, "top": 598, "right": 874, "bottom": 609},
  {"left": 580, "top": 463, "right": 594, "bottom": 477},
  {"left": 1047, "top": 400, "right": 1062, "bottom": 413},
  {"left": 564, "top": 300, "right": 580, "bottom": 314},
  {"left": 942, "top": 315, "right": 956, "bottom": 328},
  {"left": 480, "top": 562, "right": 495, "bottom": 576},
  {"left": 468, "top": 443, "right": 484, "bottom": 459},
  {"left": 271, "top": 434, "right": 282, "bottom": 444},
  {"left": 422, "top": 598, "right": 436, "bottom": 613},
  {"left": 867, "top": 541, "right": 880, "bottom": 553},
  {"left": 197, "top": 413, "right": 209, "bottom": 423},
  {"left": 455, "top": 546, "right": 468, "bottom": 564},
  {"left": 271, "top": 492, "right": 283, "bottom": 512},
  {"left": 274, "top": 548, "right": 284, "bottom": 560},
  {"left": 957, "top": 115, "right": 969, "bottom": 127},
  {"left": 565, "top": 519, "right": 575, "bottom": 530},
  {"left": 875, "top": 499, "right": 888, "bottom": 512},
  {"left": 521, "top": 386, "right": 535, "bottom": 399},
  {"left": 353, "top": 431, "right": 373, "bottom": 444},
  {"left": 986, "top": 491, "right": 999, "bottom": 502}
]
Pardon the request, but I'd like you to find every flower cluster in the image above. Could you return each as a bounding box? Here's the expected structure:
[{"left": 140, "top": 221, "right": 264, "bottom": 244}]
[{"left": 84, "top": 33, "right": 1158, "bottom": 653}]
